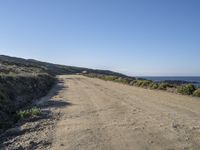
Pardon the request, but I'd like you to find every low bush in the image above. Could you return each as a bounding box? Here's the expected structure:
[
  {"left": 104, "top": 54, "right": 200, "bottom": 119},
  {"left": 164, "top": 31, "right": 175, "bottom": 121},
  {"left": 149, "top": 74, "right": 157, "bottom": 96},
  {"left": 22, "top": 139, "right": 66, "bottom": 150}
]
[
  {"left": 84, "top": 73, "right": 200, "bottom": 98},
  {"left": 177, "top": 84, "right": 196, "bottom": 95},
  {"left": 135, "top": 80, "right": 152, "bottom": 88},
  {"left": 193, "top": 88, "right": 200, "bottom": 97},
  {"left": 17, "top": 107, "right": 41, "bottom": 119},
  {"left": 135, "top": 80, "right": 144, "bottom": 87},
  {"left": 157, "top": 83, "right": 174, "bottom": 90},
  {"left": 115, "top": 77, "right": 129, "bottom": 84},
  {"left": 150, "top": 83, "right": 159, "bottom": 89},
  {"left": 140, "top": 80, "right": 152, "bottom": 88},
  {"left": 102, "top": 76, "right": 118, "bottom": 81},
  {"left": 158, "top": 83, "right": 169, "bottom": 90},
  {"left": 129, "top": 80, "right": 137, "bottom": 86}
]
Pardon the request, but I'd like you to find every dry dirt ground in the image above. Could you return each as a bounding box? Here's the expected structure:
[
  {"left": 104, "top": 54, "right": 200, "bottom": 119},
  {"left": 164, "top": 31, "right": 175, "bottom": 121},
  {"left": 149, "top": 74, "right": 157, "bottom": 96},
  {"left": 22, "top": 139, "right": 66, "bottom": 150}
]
[{"left": 1, "top": 75, "right": 200, "bottom": 150}]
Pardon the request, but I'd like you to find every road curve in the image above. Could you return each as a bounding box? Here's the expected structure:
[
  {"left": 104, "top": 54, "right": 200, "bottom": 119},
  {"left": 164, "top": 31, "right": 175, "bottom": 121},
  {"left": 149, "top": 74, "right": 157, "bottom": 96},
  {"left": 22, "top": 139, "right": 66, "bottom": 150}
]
[{"left": 50, "top": 75, "right": 200, "bottom": 150}]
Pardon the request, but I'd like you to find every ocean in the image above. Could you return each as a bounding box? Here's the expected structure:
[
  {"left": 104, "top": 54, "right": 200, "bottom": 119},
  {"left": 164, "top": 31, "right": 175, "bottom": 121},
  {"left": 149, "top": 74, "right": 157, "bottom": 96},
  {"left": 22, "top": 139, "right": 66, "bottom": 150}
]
[{"left": 140, "top": 77, "right": 200, "bottom": 86}]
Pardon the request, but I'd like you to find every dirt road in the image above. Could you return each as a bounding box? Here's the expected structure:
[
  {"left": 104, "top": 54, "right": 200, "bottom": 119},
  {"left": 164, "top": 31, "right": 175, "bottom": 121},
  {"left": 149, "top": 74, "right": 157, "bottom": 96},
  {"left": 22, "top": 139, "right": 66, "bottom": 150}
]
[{"left": 2, "top": 75, "right": 200, "bottom": 150}]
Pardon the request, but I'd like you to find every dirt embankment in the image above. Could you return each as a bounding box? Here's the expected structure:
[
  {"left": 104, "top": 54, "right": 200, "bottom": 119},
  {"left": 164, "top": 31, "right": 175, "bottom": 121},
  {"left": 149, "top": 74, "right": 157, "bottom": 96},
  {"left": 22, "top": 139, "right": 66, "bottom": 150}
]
[
  {"left": 0, "top": 74, "right": 55, "bottom": 131},
  {"left": 1, "top": 75, "right": 200, "bottom": 150}
]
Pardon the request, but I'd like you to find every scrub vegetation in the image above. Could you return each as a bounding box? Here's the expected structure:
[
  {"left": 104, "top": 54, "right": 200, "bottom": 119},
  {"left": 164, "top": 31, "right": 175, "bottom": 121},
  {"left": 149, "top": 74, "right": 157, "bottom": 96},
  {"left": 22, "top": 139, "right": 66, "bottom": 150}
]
[
  {"left": 83, "top": 73, "right": 200, "bottom": 97},
  {"left": 193, "top": 88, "right": 200, "bottom": 97},
  {"left": 17, "top": 107, "right": 41, "bottom": 119},
  {"left": 0, "top": 74, "right": 55, "bottom": 130}
]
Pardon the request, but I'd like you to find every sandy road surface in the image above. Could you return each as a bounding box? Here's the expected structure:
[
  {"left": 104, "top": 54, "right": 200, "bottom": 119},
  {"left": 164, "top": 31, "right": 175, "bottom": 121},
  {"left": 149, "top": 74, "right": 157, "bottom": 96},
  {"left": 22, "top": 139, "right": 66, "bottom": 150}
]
[
  {"left": 51, "top": 75, "right": 200, "bottom": 150},
  {"left": 1, "top": 75, "right": 200, "bottom": 150}
]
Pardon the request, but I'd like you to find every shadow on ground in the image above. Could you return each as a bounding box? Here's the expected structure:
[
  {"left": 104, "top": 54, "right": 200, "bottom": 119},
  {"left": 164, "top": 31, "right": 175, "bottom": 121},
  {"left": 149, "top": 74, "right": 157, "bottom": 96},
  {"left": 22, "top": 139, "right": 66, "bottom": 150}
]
[
  {"left": 36, "top": 79, "right": 72, "bottom": 109},
  {"left": 0, "top": 79, "right": 72, "bottom": 150},
  {"left": 40, "top": 100, "right": 72, "bottom": 109}
]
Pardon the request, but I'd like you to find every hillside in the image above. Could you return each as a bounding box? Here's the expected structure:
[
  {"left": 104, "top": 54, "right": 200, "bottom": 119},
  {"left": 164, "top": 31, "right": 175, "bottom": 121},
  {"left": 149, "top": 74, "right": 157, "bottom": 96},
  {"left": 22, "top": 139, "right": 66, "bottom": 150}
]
[{"left": 0, "top": 55, "right": 127, "bottom": 77}]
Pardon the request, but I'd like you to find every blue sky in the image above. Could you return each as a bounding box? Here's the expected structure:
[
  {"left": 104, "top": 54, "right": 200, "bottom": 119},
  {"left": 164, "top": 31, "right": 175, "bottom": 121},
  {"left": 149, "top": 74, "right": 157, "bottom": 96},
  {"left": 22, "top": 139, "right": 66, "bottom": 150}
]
[{"left": 0, "top": 0, "right": 199, "bottom": 76}]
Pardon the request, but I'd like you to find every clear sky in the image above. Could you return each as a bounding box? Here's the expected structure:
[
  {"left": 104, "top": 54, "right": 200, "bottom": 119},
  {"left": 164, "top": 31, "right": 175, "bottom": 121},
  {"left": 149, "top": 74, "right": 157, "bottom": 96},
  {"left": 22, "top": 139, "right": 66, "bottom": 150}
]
[{"left": 0, "top": 0, "right": 199, "bottom": 76}]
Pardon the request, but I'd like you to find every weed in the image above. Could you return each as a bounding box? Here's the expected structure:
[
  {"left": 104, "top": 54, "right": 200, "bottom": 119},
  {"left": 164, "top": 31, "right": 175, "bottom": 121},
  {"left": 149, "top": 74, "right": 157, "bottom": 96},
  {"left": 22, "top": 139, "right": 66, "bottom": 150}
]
[
  {"left": 177, "top": 84, "right": 196, "bottom": 95},
  {"left": 193, "top": 88, "right": 200, "bottom": 97},
  {"left": 17, "top": 107, "right": 41, "bottom": 119}
]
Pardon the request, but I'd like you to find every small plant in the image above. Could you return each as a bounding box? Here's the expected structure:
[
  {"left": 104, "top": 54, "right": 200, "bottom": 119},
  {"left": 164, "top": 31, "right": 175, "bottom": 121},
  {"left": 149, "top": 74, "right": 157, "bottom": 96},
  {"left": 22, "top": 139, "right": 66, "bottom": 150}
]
[
  {"left": 193, "top": 88, "right": 200, "bottom": 97},
  {"left": 135, "top": 80, "right": 143, "bottom": 87},
  {"left": 115, "top": 77, "right": 129, "bottom": 84},
  {"left": 158, "top": 83, "right": 169, "bottom": 90},
  {"left": 140, "top": 80, "right": 152, "bottom": 88},
  {"left": 150, "top": 83, "right": 159, "bottom": 89},
  {"left": 129, "top": 80, "right": 137, "bottom": 86},
  {"left": 31, "top": 107, "right": 41, "bottom": 116},
  {"left": 135, "top": 80, "right": 152, "bottom": 88},
  {"left": 177, "top": 84, "right": 196, "bottom": 95},
  {"left": 17, "top": 107, "right": 41, "bottom": 119},
  {"left": 103, "top": 76, "right": 118, "bottom": 81}
]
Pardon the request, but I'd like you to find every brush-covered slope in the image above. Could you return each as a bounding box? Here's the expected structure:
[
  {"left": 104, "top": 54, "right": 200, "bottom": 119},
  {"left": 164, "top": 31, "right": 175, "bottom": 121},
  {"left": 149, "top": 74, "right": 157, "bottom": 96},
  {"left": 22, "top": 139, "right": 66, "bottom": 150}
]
[{"left": 0, "top": 55, "right": 127, "bottom": 77}]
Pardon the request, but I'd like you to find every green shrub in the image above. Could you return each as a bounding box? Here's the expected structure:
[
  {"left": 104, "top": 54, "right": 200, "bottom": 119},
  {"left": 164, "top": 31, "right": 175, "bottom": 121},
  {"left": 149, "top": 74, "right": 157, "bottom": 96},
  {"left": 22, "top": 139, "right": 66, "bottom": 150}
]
[
  {"left": 129, "top": 80, "right": 137, "bottom": 86},
  {"left": 17, "top": 107, "right": 41, "bottom": 119},
  {"left": 141, "top": 80, "right": 152, "bottom": 87},
  {"left": 135, "top": 80, "right": 152, "bottom": 87},
  {"left": 135, "top": 80, "right": 143, "bottom": 87},
  {"left": 122, "top": 79, "right": 131, "bottom": 84},
  {"left": 177, "top": 84, "right": 196, "bottom": 95},
  {"left": 150, "top": 83, "right": 159, "bottom": 89},
  {"left": 115, "top": 77, "right": 129, "bottom": 84},
  {"left": 103, "top": 76, "right": 118, "bottom": 81},
  {"left": 158, "top": 83, "right": 169, "bottom": 90},
  {"left": 193, "top": 88, "right": 200, "bottom": 97}
]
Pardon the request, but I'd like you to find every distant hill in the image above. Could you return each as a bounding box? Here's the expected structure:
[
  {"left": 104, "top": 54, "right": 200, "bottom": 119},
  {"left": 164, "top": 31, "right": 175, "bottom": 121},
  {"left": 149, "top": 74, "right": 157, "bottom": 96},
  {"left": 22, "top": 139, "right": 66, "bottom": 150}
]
[{"left": 0, "top": 55, "right": 127, "bottom": 77}]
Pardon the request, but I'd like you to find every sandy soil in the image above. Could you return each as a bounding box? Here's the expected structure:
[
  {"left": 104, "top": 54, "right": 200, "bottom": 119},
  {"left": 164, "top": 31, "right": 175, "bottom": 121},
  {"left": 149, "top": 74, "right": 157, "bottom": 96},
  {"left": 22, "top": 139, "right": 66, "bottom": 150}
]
[{"left": 1, "top": 75, "right": 200, "bottom": 150}]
